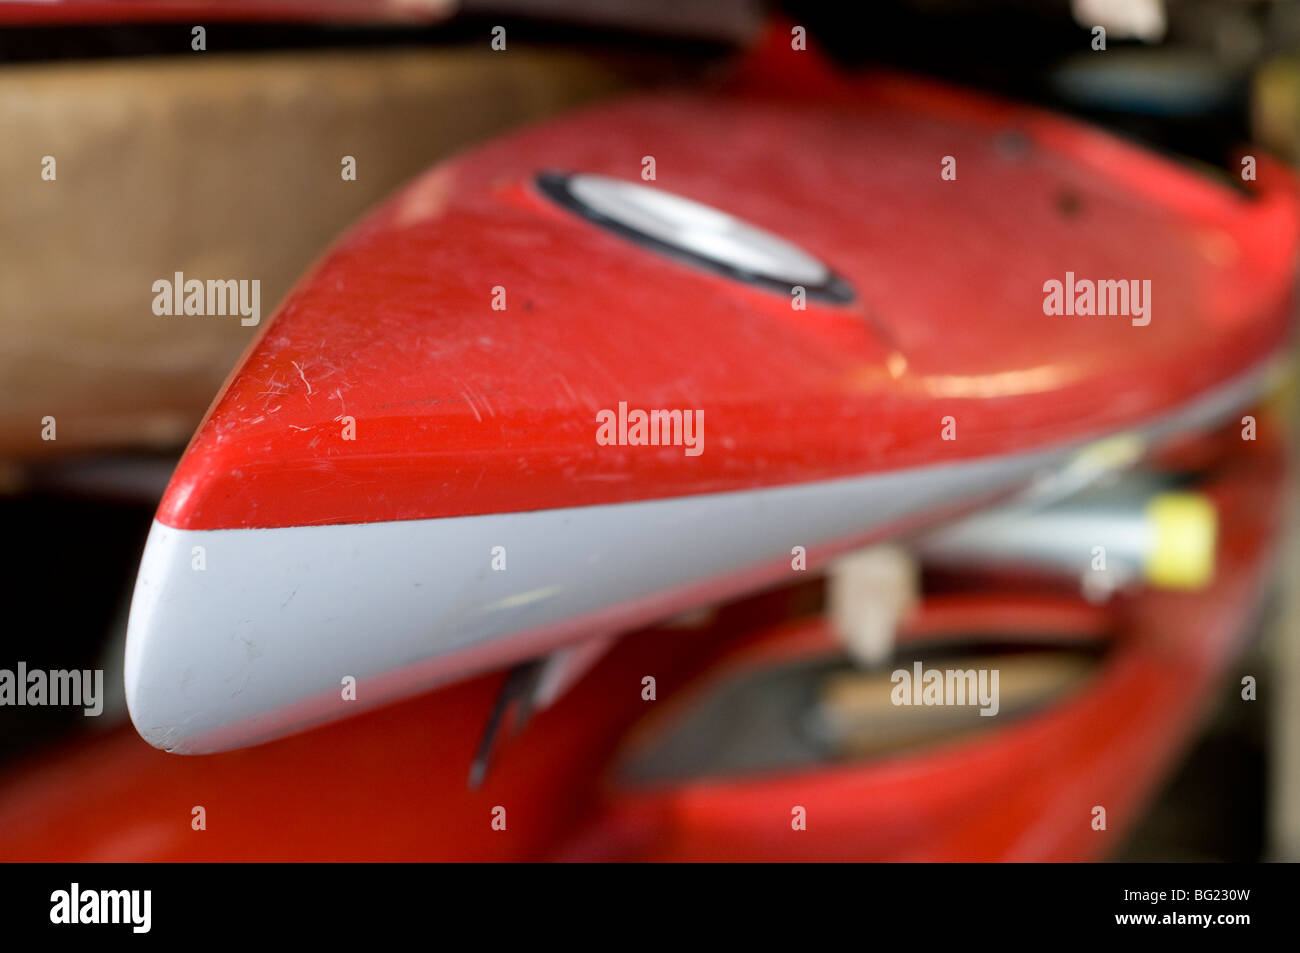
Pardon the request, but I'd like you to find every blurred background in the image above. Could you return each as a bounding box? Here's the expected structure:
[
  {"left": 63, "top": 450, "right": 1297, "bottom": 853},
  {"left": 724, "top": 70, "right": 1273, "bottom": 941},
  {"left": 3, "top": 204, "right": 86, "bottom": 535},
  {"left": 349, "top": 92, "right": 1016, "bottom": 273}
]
[{"left": 1, "top": 0, "right": 1299, "bottom": 861}]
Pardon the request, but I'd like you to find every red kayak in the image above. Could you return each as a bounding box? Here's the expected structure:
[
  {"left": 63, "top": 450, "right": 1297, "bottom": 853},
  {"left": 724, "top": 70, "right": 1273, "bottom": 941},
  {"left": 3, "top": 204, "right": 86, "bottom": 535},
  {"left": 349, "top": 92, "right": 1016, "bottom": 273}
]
[
  {"left": 0, "top": 419, "right": 1283, "bottom": 861},
  {"left": 122, "top": 40, "right": 1299, "bottom": 755}
]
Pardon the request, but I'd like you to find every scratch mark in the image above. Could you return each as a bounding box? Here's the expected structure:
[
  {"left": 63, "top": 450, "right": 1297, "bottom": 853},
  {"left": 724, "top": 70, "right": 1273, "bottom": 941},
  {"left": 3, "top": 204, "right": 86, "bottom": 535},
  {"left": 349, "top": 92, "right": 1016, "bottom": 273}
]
[
  {"left": 292, "top": 361, "right": 314, "bottom": 403},
  {"left": 483, "top": 585, "right": 562, "bottom": 612},
  {"left": 474, "top": 384, "right": 496, "bottom": 419},
  {"left": 555, "top": 373, "right": 579, "bottom": 406}
]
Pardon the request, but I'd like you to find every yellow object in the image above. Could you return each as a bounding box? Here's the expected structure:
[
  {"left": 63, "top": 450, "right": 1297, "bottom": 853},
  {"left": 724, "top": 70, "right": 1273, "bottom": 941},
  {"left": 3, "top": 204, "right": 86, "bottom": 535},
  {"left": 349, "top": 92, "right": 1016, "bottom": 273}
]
[{"left": 1144, "top": 493, "right": 1217, "bottom": 589}]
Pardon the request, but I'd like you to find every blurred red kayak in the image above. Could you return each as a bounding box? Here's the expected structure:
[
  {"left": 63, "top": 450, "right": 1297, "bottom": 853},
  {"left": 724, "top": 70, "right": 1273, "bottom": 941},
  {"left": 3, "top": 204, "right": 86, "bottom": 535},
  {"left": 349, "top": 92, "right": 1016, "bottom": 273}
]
[
  {"left": 123, "top": 40, "right": 1299, "bottom": 754},
  {"left": 1, "top": 419, "right": 1284, "bottom": 861}
]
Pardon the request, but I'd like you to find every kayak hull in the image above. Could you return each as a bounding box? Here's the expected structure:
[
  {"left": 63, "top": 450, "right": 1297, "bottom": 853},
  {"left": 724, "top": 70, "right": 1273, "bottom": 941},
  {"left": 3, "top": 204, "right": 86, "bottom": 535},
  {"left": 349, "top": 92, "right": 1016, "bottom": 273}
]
[
  {"left": 126, "top": 52, "right": 1300, "bottom": 752},
  {"left": 7, "top": 417, "right": 1285, "bottom": 859},
  {"left": 127, "top": 358, "right": 1278, "bottom": 752}
]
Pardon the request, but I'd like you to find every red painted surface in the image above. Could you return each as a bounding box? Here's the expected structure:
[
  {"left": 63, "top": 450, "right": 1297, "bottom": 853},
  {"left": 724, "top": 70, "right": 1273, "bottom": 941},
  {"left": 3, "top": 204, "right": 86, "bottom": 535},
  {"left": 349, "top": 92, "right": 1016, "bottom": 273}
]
[
  {"left": 151, "top": 54, "right": 1298, "bottom": 531},
  {"left": 0, "top": 427, "right": 1281, "bottom": 861}
]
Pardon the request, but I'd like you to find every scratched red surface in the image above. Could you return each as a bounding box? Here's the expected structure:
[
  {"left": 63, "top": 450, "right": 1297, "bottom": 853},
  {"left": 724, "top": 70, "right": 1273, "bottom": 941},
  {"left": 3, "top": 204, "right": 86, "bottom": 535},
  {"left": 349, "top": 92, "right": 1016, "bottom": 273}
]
[{"left": 155, "top": 48, "right": 1298, "bottom": 531}]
